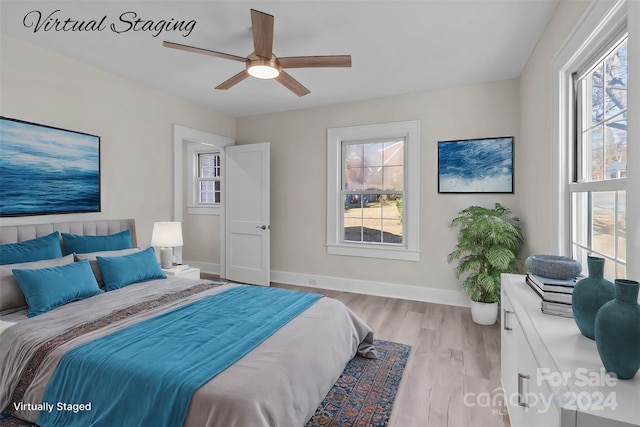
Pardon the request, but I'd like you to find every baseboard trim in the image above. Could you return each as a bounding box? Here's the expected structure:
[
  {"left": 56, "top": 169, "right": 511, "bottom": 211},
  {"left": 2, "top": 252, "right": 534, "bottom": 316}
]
[
  {"left": 270, "top": 270, "right": 470, "bottom": 308},
  {"left": 183, "top": 260, "right": 219, "bottom": 275}
]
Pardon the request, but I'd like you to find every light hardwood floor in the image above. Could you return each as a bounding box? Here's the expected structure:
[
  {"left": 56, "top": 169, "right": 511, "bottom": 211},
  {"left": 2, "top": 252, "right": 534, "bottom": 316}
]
[{"left": 203, "top": 274, "right": 509, "bottom": 427}]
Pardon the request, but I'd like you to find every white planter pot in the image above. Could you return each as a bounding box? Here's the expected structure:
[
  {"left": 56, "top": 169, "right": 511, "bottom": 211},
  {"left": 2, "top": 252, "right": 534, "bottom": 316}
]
[{"left": 470, "top": 301, "right": 498, "bottom": 325}]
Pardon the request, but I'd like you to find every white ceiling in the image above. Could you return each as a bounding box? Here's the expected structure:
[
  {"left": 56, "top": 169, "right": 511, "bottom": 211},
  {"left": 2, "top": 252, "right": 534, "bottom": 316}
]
[{"left": 0, "top": 0, "right": 560, "bottom": 117}]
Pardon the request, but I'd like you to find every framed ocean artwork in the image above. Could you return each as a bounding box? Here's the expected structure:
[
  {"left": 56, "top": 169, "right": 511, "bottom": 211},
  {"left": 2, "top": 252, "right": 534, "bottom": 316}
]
[
  {"left": 437, "top": 136, "right": 514, "bottom": 193},
  {"left": 0, "top": 116, "right": 101, "bottom": 216}
]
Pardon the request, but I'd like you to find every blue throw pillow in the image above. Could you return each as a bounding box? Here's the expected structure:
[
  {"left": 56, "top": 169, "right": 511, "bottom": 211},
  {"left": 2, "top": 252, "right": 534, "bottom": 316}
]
[
  {"left": 97, "top": 247, "right": 166, "bottom": 291},
  {"left": 13, "top": 259, "right": 102, "bottom": 317},
  {"left": 61, "top": 230, "right": 133, "bottom": 255},
  {"left": 0, "top": 232, "right": 63, "bottom": 265}
]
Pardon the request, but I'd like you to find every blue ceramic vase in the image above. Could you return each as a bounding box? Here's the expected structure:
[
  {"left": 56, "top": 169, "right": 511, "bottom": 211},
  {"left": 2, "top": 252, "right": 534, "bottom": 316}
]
[
  {"left": 571, "top": 256, "right": 614, "bottom": 340},
  {"left": 594, "top": 279, "right": 640, "bottom": 379}
]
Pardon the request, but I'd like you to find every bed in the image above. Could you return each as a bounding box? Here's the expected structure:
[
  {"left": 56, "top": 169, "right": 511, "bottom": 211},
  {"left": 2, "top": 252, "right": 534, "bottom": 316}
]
[{"left": 0, "top": 219, "right": 375, "bottom": 427}]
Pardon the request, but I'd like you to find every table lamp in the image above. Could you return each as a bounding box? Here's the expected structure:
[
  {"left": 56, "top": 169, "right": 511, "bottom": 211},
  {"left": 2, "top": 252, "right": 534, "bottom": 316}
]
[{"left": 151, "top": 222, "right": 183, "bottom": 268}]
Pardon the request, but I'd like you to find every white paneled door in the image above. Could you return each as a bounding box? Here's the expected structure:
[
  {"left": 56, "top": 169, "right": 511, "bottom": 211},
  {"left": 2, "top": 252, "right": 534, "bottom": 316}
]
[{"left": 224, "top": 143, "right": 270, "bottom": 286}]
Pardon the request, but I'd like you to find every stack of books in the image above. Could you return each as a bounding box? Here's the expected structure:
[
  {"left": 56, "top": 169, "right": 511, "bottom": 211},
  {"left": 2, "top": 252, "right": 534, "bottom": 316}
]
[{"left": 525, "top": 274, "right": 578, "bottom": 317}]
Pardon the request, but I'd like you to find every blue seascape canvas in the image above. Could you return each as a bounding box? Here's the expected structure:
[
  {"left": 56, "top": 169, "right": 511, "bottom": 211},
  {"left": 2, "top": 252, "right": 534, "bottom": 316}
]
[
  {"left": 438, "top": 137, "right": 513, "bottom": 193},
  {"left": 0, "top": 117, "right": 100, "bottom": 216}
]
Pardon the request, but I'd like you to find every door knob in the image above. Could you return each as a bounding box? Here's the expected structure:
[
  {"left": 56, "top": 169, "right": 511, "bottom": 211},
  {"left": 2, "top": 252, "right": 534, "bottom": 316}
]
[{"left": 256, "top": 225, "right": 268, "bottom": 230}]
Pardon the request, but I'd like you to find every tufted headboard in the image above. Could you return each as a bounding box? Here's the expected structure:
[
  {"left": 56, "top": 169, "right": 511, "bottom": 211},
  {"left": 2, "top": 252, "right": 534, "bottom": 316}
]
[{"left": 0, "top": 219, "right": 137, "bottom": 246}]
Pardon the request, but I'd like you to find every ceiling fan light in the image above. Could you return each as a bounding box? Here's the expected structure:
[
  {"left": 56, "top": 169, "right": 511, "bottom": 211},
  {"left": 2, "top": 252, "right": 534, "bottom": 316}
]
[{"left": 248, "top": 64, "right": 280, "bottom": 79}]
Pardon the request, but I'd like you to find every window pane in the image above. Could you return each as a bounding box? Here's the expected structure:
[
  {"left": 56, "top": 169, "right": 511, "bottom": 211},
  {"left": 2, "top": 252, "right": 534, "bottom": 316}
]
[
  {"left": 618, "top": 190, "right": 626, "bottom": 262},
  {"left": 604, "top": 112, "right": 627, "bottom": 179},
  {"left": 199, "top": 180, "right": 219, "bottom": 204},
  {"left": 364, "top": 168, "right": 382, "bottom": 190},
  {"left": 617, "top": 264, "right": 626, "bottom": 279},
  {"left": 383, "top": 166, "right": 404, "bottom": 191},
  {"left": 364, "top": 142, "right": 384, "bottom": 167},
  {"left": 200, "top": 192, "right": 212, "bottom": 204},
  {"left": 342, "top": 194, "right": 402, "bottom": 244},
  {"left": 588, "top": 126, "right": 604, "bottom": 181},
  {"left": 344, "top": 140, "right": 406, "bottom": 194},
  {"left": 344, "top": 193, "right": 363, "bottom": 209},
  {"left": 572, "top": 192, "right": 588, "bottom": 248},
  {"left": 345, "top": 144, "right": 363, "bottom": 165},
  {"left": 603, "top": 256, "right": 616, "bottom": 280},
  {"left": 199, "top": 153, "right": 220, "bottom": 178},
  {"left": 591, "top": 191, "right": 615, "bottom": 259},
  {"left": 605, "top": 40, "right": 627, "bottom": 117},
  {"left": 383, "top": 140, "right": 404, "bottom": 166},
  {"left": 590, "top": 63, "right": 604, "bottom": 126},
  {"left": 344, "top": 144, "right": 364, "bottom": 191},
  {"left": 382, "top": 196, "right": 403, "bottom": 243},
  {"left": 343, "top": 217, "right": 362, "bottom": 242},
  {"left": 214, "top": 181, "right": 221, "bottom": 204},
  {"left": 343, "top": 194, "right": 365, "bottom": 242},
  {"left": 362, "top": 219, "right": 382, "bottom": 243}
]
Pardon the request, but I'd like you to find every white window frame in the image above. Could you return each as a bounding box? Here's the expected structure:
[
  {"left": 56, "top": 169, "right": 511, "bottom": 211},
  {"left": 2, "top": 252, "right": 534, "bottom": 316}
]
[
  {"left": 553, "top": 0, "right": 638, "bottom": 280},
  {"left": 187, "top": 143, "right": 221, "bottom": 215},
  {"left": 327, "top": 120, "right": 420, "bottom": 261},
  {"left": 197, "top": 152, "right": 221, "bottom": 205},
  {"left": 571, "top": 33, "right": 628, "bottom": 278}
]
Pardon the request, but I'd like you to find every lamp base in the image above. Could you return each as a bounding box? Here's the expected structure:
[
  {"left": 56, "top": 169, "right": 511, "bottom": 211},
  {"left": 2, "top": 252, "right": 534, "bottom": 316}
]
[{"left": 160, "top": 247, "right": 173, "bottom": 269}]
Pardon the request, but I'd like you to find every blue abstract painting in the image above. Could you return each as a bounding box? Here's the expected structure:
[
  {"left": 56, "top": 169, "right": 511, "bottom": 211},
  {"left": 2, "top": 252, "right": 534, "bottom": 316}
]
[
  {"left": 0, "top": 117, "right": 100, "bottom": 216},
  {"left": 438, "top": 137, "right": 513, "bottom": 193}
]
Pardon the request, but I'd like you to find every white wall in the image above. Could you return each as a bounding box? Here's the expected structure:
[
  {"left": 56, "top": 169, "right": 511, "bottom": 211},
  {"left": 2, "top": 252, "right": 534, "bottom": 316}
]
[
  {"left": 0, "top": 34, "right": 236, "bottom": 249},
  {"left": 518, "top": 0, "right": 591, "bottom": 257},
  {"left": 237, "top": 80, "right": 520, "bottom": 302}
]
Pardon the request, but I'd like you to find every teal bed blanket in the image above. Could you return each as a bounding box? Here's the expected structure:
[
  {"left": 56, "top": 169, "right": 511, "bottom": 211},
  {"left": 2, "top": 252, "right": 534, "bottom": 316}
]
[{"left": 37, "top": 285, "right": 322, "bottom": 427}]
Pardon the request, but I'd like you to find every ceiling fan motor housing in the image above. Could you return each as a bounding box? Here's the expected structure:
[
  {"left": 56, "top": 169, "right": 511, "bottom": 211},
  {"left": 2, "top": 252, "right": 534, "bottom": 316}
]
[{"left": 246, "top": 53, "right": 281, "bottom": 79}]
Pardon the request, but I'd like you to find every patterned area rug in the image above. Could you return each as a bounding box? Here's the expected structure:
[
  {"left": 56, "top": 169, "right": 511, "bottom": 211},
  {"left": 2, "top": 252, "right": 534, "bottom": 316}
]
[
  {"left": 1, "top": 339, "right": 410, "bottom": 427},
  {"left": 306, "top": 339, "right": 411, "bottom": 427}
]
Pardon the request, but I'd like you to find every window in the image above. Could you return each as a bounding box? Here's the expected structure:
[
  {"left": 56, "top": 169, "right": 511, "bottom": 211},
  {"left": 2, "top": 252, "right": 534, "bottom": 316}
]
[
  {"left": 342, "top": 139, "right": 405, "bottom": 244},
  {"left": 327, "top": 121, "right": 420, "bottom": 261},
  {"left": 197, "top": 153, "right": 221, "bottom": 204},
  {"left": 568, "top": 26, "right": 628, "bottom": 279},
  {"left": 186, "top": 143, "right": 223, "bottom": 215},
  {"left": 554, "top": 0, "right": 637, "bottom": 282}
]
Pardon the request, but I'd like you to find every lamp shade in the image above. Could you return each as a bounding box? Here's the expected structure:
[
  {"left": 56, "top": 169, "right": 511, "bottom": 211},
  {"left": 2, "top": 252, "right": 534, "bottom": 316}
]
[{"left": 151, "top": 222, "right": 183, "bottom": 247}]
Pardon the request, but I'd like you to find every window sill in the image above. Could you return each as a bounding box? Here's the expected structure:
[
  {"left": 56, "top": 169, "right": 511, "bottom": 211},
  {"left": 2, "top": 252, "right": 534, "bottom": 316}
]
[
  {"left": 187, "top": 205, "right": 221, "bottom": 216},
  {"left": 326, "top": 243, "right": 420, "bottom": 261}
]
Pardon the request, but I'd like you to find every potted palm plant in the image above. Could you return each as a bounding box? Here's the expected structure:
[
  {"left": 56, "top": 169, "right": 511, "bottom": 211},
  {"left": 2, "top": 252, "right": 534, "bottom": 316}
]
[{"left": 448, "top": 203, "right": 523, "bottom": 325}]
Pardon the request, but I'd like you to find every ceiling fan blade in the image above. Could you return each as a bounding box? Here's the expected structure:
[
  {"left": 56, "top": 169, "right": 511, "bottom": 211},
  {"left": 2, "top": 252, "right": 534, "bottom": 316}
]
[
  {"left": 251, "top": 9, "right": 274, "bottom": 59},
  {"left": 216, "top": 70, "right": 250, "bottom": 90},
  {"left": 275, "top": 71, "right": 310, "bottom": 97},
  {"left": 279, "top": 55, "right": 352, "bottom": 68},
  {"left": 163, "top": 41, "right": 247, "bottom": 63}
]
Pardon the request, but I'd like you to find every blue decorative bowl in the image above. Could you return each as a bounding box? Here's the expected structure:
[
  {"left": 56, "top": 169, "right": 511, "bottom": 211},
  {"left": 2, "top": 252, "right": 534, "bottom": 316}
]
[{"left": 525, "top": 254, "right": 581, "bottom": 279}]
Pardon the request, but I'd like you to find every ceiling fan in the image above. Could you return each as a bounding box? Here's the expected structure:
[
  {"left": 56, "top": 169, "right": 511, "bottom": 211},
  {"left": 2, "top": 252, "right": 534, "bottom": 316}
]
[{"left": 163, "top": 9, "right": 352, "bottom": 97}]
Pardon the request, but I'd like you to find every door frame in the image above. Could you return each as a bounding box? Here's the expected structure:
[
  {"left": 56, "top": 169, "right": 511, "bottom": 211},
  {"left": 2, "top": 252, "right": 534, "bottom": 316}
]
[{"left": 172, "top": 124, "right": 234, "bottom": 277}]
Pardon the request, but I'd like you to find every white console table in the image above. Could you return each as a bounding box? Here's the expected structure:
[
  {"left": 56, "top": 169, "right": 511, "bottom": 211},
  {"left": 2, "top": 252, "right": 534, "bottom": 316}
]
[{"left": 501, "top": 273, "right": 640, "bottom": 427}]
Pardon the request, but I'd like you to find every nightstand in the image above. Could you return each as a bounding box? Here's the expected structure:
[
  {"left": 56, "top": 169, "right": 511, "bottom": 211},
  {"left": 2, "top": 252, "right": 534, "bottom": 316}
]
[{"left": 162, "top": 266, "right": 201, "bottom": 280}]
